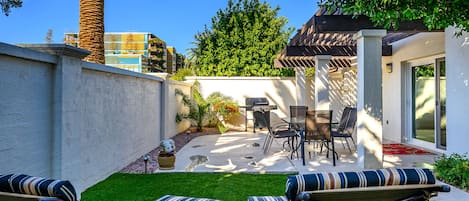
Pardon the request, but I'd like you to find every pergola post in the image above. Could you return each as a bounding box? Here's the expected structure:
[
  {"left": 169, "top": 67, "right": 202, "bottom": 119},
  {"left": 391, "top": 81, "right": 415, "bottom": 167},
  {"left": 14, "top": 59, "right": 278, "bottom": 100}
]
[
  {"left": 295, "top": 66, "right": 306, "bottom": 106},
  {"left": 314, "top": 55, "right": 332, "bottom": 110},
  {"left": 354, "top": 30, "right": 386, "bottom": 169}
]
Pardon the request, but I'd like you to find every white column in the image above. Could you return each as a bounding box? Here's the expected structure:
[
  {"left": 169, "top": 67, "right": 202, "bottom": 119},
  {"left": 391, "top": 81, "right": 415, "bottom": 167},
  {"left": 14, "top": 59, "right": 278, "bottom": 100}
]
[
  {"left": 295, "top": 66, "right": 306, "bottom": 106},
  {"left": 314, "top": 55, "right": 332, "bottom": 110},
  {"left": 353, "top": 30, "right": 386, "bottom": 169}
]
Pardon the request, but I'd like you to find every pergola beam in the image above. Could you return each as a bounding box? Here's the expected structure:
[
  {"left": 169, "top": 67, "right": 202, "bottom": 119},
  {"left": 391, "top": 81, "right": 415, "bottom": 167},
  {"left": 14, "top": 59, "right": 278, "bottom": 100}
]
[
  {"left": 286, "top": 45, "right": 392, "bottom": 57},
  {"left": 313, "top": 15, "right": 443, "bottom": 33}
]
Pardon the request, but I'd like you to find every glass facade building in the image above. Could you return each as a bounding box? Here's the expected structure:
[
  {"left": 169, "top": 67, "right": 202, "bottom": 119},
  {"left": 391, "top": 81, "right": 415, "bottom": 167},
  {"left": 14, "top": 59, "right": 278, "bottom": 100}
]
[{"left": 64, "top": 32, "right": 166, "bottom": 73}]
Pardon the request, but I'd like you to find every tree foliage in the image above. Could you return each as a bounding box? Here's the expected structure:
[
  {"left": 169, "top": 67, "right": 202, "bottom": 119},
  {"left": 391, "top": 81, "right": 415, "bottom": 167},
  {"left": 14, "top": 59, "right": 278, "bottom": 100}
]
[
  {"left": 1, "top": 0, "right": 21, "bottom": 16},
  {"left": 321, "top": 0, "right": 469, "bottom": 35},
  {"left": 190, "top": 0, "right": 294, "bottom": 76}
]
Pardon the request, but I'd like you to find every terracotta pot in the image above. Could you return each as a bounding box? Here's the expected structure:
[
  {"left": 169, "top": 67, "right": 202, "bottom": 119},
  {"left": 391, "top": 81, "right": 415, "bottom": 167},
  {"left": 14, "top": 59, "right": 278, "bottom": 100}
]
[{"left": 157, "top": 154, "right": 176, "bottom": 170}]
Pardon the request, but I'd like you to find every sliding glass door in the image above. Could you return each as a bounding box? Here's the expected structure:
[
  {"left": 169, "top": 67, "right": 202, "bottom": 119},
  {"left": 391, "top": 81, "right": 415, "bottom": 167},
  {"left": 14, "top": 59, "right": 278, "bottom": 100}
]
[{"left": 410, "top": 58, "right": 446, "bottom": 149}]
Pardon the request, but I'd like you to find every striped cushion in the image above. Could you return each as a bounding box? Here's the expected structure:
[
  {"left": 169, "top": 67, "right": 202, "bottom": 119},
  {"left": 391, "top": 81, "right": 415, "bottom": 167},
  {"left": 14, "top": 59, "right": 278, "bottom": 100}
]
[
  {"left": 155, "top": 195, "right": 221, "bottom": 201},
  {"left": 0, "top": 174, "right": 76, "bottom": 201},
  {"left": 285, "top": 168, "right": 435, "bottom": 200},
  {"left": 247, "top": 196, "right": 287, "bottom": 201}
]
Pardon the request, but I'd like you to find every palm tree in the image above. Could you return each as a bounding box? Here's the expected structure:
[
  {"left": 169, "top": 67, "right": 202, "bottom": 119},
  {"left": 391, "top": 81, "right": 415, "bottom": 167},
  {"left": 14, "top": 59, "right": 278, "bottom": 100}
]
[{"left": 79, "top": 0, "right": 105, "bottom": 64}]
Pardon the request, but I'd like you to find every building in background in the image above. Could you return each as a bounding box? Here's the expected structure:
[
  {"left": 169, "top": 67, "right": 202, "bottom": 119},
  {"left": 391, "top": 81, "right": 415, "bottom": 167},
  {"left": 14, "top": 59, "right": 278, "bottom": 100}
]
[
  {"left": 64, "top": 32, "right": 167, "bottom": 73},
  {"left": 166, "top": 46, "right": 176, "bottom": 73},
  {"left": 176, "top": 53, "right": 185, "bottom": 71}
]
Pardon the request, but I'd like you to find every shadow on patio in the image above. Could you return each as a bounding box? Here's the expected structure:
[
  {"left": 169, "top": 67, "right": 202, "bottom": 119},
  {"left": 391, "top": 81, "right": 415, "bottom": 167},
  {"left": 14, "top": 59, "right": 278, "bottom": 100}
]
[{"left": 157, "top": 131, "right": 440, "bottom": 174}]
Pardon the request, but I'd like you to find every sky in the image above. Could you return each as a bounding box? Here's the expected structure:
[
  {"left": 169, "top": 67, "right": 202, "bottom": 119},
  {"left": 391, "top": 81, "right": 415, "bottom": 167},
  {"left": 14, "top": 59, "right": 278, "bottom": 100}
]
[{"left": 0, "top": 0, "right": 319, "bottom": 55}]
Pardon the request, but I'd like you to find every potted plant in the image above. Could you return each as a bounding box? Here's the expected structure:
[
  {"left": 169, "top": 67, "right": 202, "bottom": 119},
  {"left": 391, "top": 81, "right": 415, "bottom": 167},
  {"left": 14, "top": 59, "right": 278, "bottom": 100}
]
[{"left": 157, "top": 139, "right": 176, "bottom": 170}]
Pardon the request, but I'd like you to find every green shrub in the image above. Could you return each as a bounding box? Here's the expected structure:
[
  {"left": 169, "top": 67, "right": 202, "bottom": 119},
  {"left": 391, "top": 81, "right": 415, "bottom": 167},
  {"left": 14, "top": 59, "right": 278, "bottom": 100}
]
[
  {"left": 433, "top": 153, "right": 469, "bottom": 191},
  {"left": 170, "top": 68, "right": 194, "bottom": 81}
]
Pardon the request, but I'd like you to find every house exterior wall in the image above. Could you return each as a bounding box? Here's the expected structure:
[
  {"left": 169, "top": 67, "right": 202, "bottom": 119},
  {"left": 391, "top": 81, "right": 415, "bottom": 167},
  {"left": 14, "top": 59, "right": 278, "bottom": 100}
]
[
  {"left": 445, "top": 27, "right": 469, "bottom": 155},
  {"left": 384, "top": 33, "right": 445, "bottom": 143}
]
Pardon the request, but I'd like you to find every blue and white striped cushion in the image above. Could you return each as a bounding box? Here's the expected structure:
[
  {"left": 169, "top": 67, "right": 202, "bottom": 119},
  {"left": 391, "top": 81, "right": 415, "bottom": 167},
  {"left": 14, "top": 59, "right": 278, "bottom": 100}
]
[
  {"left": 285, "top": 168, "right": 436, "bottom": 200},
  {"left": 0, "top": 174, "right": 76, "bottom": 201},
  {"left": 155, "top": 195, "right": 221, "bottom": 201},
  {"left": 247, "top": 196, "right": 287, "bottom": 201}
]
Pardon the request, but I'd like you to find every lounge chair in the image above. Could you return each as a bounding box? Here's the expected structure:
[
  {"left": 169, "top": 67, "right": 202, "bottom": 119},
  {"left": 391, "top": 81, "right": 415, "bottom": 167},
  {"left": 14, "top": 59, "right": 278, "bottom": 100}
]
[
  {"left": 0, "top": 174, "right": 76, "bottom": 201},
  {"left": 286, "top": 168, "right": 450, "bottom": 201},
  {"left": 248, "top": 168, "right": 450, "bottom": 201}
]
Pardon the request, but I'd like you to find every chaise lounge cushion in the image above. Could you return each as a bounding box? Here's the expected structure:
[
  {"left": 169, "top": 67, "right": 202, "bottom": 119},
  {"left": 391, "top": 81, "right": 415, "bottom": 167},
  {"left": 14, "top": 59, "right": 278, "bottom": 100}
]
[
  {"left": 247, "top": 196, "right": 287, "bottom": 201},
  {"left": 155, "top": 195, "right": 221, "bottom": 201},
  {"left": 285, "top": 168, "right": 436, "bottom": 200},
  {"left": 0, "top": 174, "right": 77, "bottom": 201}
]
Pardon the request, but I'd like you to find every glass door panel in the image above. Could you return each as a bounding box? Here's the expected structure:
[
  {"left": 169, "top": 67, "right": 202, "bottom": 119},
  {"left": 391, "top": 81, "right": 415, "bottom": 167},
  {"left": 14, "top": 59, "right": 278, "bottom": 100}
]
[
  {"left": 412, "top": 64, "right": 435, "bottom": 143},
  {"left": 437, "top": 59, "right": 446, "bottom": 148}
]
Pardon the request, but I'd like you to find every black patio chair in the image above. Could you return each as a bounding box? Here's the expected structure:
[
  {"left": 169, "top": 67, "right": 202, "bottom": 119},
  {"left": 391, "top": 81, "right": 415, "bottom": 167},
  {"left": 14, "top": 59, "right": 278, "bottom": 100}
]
[
  {"left": 331, "top": 107, "right": 357, "bottom": 153},
  {"left": 303, "top": 110, "right": 336, "bottom": 166},
  {"left": 262, "top": 106, "right": 308, "bottom": 159}
]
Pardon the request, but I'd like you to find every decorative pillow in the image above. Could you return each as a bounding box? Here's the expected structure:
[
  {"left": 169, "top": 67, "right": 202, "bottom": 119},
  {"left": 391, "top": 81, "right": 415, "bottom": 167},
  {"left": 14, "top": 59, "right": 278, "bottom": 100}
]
[
  {"left": 285, "top": 168, "right": 436, "bottom": 200},
  {"left": 0, "top": 174, "right": 77, "bottom": 201},
  {"left": 155, "top": 195, "right": 221, "bottom": 201},
  {"left": 247, "top": 196, "right": 288, "bottom": 201}
]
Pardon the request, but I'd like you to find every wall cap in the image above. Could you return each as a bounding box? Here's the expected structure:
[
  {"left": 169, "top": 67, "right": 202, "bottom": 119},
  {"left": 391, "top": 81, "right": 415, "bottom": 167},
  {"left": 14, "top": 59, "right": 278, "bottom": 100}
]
[{"left": 19, "top": 44, "right": 90, "bottom": 59}]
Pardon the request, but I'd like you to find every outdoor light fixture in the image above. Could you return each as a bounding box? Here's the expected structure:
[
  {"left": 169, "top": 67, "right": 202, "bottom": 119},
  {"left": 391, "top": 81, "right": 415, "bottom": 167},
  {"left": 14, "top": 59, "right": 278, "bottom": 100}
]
[
  {"left": 143, "top": 154, "right": 149, "bottom": 174},
  {"left": 385, "top": 63, "right": 393, "bottom": 73}
]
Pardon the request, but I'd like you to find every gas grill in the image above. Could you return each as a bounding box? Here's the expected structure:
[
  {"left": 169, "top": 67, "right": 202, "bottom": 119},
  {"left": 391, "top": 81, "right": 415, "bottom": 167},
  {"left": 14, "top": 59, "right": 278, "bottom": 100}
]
[{"left": 241, "top": 97, "right": 277, "bottom": 133}]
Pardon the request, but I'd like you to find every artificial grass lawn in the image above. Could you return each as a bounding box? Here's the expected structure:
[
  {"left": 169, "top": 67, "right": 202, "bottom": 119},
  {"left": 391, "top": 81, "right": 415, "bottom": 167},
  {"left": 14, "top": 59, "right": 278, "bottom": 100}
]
[{"left": 81, "top": 173, "right": 292, "bottom": 201}]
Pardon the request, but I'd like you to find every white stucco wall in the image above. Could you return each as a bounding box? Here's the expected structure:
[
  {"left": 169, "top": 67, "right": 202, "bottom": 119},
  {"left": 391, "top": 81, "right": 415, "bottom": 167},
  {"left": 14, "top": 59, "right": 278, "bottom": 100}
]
[
  {"left": 0, "top": 43, "right": 164, "bottom": 196},
  {"left": 445, "top": 27, "right": 469, "bottom": 155},
  {"left": 186, "top": 76, "right": 352, "bottom": 126},
  {"left": 0, "top": 54, "right": 54, "bottom": 178},
  {"left": 166, "top": 80, "right": 192, "bottom": 137},
  {"left": 385, "top": 32, "right": 445, "bottom": 142},
  {"left": 79, "top": 63, "right": 161, "bottom": 191},
  {"left": 186, "top": 76, "right": 298, "bottom": 126}
]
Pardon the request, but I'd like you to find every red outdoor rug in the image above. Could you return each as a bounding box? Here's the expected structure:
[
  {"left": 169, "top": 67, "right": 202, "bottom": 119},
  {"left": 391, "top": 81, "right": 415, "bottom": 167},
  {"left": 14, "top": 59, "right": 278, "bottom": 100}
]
[{"left": 383, "top": 143, "right": 435, "bottom": 155}]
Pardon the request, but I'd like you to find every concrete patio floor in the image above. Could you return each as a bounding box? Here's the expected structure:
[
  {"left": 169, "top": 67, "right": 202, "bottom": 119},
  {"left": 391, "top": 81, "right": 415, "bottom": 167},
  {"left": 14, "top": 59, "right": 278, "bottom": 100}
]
[{"left": 156, "top": 131, "right": 468, "bottom": 200}]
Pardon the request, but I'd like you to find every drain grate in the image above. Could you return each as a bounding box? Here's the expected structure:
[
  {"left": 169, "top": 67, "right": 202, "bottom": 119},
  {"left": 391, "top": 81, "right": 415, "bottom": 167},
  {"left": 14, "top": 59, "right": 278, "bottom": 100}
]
[
  {"left": 244, "top": 156, "right": 254, "bottom": 159},
  {"left": 192, "top": 145, "right": 204, "bottom": 148},
  {"left": 251, "top": 143, "right": 260, "bottom": 147}
]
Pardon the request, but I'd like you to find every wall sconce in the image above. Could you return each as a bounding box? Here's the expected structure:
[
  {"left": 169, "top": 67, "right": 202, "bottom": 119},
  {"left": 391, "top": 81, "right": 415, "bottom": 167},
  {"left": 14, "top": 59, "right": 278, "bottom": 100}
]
[{"left": 385, "top": 63, "right": 393, "bottom": 73}]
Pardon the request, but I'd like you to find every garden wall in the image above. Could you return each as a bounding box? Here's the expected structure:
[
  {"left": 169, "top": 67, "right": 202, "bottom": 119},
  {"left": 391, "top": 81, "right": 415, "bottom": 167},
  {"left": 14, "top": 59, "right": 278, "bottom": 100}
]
[
  {"left": 186, "top": 75, "right": 355, "bottom": 127},
  {"left": 0, "top": 43, "right": 163, "bottom": 196}
]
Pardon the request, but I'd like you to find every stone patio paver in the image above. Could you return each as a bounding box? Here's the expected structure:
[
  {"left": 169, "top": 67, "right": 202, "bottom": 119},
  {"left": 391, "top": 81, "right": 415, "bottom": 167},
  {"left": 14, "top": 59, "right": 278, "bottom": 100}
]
[{"left": 155, "top": 131, "right": 468, "bottom": 200}]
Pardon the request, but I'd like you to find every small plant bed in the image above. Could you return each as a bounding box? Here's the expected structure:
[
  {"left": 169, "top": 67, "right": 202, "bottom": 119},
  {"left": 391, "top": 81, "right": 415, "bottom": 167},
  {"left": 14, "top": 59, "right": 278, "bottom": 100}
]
[
  {"left": 81, "top": 173, "right": 291, "bottom": 201},
  {"left": 433, "top": 153, "right": 469, "bottom": 192}
]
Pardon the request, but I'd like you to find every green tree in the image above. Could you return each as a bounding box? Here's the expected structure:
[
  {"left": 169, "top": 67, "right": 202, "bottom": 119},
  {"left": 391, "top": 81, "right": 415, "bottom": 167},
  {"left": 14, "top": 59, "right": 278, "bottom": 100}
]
[
  {"left": 190, "top": 0, "right": 294, "bottom": 76},
  {"left": 321, "top": 0, "right": 469, "bottom": 35},
  {"left": 1, "top": 0, "right": 22, "bottom": 16}
]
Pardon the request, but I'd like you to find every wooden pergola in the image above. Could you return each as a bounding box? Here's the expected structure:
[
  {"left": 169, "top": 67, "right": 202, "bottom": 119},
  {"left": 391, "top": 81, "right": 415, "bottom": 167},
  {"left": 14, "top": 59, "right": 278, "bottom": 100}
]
[
  {"left": 276, "top": 7, "right": 443, "bottom": 169},
  {"left": 274, "top": 7, "right": 441, "bottom": 69}
]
